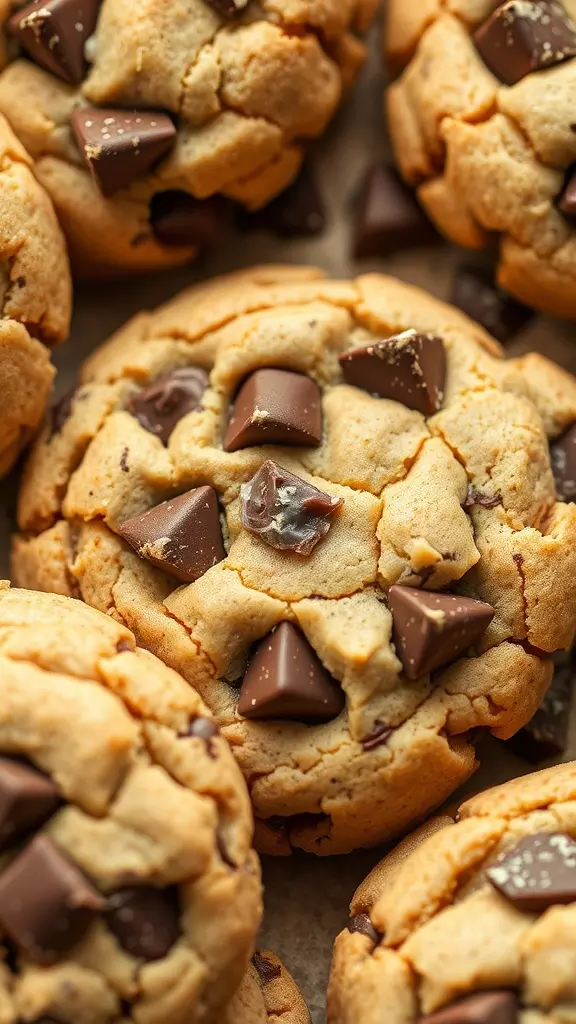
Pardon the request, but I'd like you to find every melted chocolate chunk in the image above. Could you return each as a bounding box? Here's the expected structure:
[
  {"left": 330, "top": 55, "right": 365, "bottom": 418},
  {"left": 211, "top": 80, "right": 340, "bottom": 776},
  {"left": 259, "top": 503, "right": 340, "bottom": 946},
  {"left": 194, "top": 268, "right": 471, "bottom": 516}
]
[
  {"left": 464, "top": 486, "right": 502, "bottom": 510},
  {"left": 362, "top": 724, "right": 394, "bottom": 752},
  {"left": 451, "top": 266, "right": 534, "bottom": 344},
  {"left": 8, "top": 0, "right": 100, "bottom": 85},
  {"left": 71, "top": 108, "right": 176, "bottom": 197},
  {"left": 550, "top": 422, "right": 576, "bottom": 501},
  {"left": 339, "top": 330, "right": 446, "bottom": 415},
  {"left": 127, "top": 367, "right": 209, "bottom": 445},
  {"left": 106, "top": 887, "right": 180, "bottom": 961},
  {"left": 252, "top": 950, "right": 282, "bottom": 984},
  {"left": 353, "top": 164, "right": 438, "bottom": 258},
  {"left": 419, "top": 991, "right": 518, "bottom": 1024},
  {"left": 348, "top": 913, "right": 381, "bottom": 945},
  {"left": 487, "top": 832, "right": 576, "bottom": 911},
  {"left": 0, "top": 758, "right": 60, "bottom": 853},
  {"left": 224, "top": 369, "right": 322, "bottom": 452},
  {"left": 474, "top": 0, "right": 576, "bottom": 85}
]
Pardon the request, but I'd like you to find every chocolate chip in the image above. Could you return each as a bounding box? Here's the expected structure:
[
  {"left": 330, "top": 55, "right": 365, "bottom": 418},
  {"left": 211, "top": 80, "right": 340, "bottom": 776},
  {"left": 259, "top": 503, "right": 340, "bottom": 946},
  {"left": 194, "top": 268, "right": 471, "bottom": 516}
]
[
  {"left": 340, "top": 330, "right": 446, "bottom": 415},
  {"left": 48, "top": 387, "right": 76, "bottom": 440},
  {"left": 362, "top": 724, "right": 394, "bottom": 751},
  {"left": 150, "top": 191, "right": 231, "bottom": 249},
  {"left": 464, "top": 486, "right": 502, "bottom": 510},
  {"left": 508, "top": 653, "right": 574, "bottom": 762},
  {"left": 348, "top": 913, "right": 381, "bottom": 945},
  {"left": 0, "top": 835, "right": 104, "bottom": 963},
  {"left": 224, "top": 369, "right": 322, "bottom": 453},
  {"left": 8, "top": 0, "right": 100, "bottom": 85},
  {"left": 0, "top": 758, "right": 60, "bottom": 853},
  {"left": 70, "top": 108, "right": 176, "bottom": 197},
  {"left": 120, "top": 447, "right": 129, "bottom": 473},
  {"left": 242, "top": 163, "right": 326, "bottom": 238},
  {"left": 388, "top": 586, "right": 495, "bottom": 680},
  {"left": 187, "top": 716, "right": 219, "bottom": 757},
  {"left": 106, "top": 887, "right": 180, "bottom": 961},
  {"left": 117, "top": 486, "right": 226, "bottom": 582},
  {"left": 204, "top": 0, "right": 249, "bottom": 17},
  {"left": 487, "top": 832, "right": 576, "bottom": 911},
  {"left": 127, "top": 367, "right": 209, "bottom": 445},
  {"left": 450, "top": 266, "right": 534, "bottom": 344},
  {"left": 353, "top": 164, "right": 439, "bottom": 259},
  {"left": 116, "top": 639, "right": 133, "bottom": 653},
  {"left": 474, "top": 0, "right": 576, "bottom": 86},
  {"left": 240, "top": 460, "right": 343, "bottom": 556},
  {"left": 550, "top": 423, "right": 576, "bottom": 501},
  {"left": 237, "top": 621, "right": 345, "bottom": 722},
  {"left": 252, "top": 951, "right": 282, "bottom": 984},
  {"left": 559, "top": 166, "right": 576, "bottom": 216},
  {"left": 419, "top": 991, "right": 518, "bottom": 1024}
]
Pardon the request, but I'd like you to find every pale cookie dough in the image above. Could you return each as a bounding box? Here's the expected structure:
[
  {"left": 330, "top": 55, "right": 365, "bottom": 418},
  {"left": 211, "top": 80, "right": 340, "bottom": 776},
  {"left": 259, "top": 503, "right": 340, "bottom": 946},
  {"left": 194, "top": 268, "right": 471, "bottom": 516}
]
[
  {"left": 0, "top": 0, "right": 375, "bottom": 277},
  {"left": 328, "top": 762, "right": 576, "bottom": 1024},
  {"left": 0, "top": 582, "right": 262, "bottom": 1024},
  {"left": 384, "top": 0, "right": 576, "bottom": 318},
  {"left": 225, "top": 951, "right": 310, "bottom": 1024},
  {"left": 0, "top": 112, "right": 70, "bottom": 476},
  {"left": 11, "top": 264, "right": 576, "bottom": 855}
]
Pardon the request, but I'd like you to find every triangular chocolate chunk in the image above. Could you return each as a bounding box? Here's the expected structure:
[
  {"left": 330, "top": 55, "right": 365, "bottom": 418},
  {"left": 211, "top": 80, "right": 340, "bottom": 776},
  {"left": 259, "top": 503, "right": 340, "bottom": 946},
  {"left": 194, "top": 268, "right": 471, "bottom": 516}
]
[
  {"left": 225, "top": 369, "right": 322, "bottom": 452},
  {"left": 0, "top": 758, "right": 60, "bottom": 853},
  {"left": 71, "top": 108, "right": 176, "bottom": 197},
  {"left": 474, "top": 0, "right": 576, "bottom": 86},
  {"left": 117, "top": 487, "right": 225, "bottom": 583},
  {"left": 8, "top": 0, "right": 100, "bottom": 85},
  {"left": 339, "top": 330, "right": 446, "bottom": 415},
  {"left": 420, "top": 991, "right": 518, "bottom": 1024},
  {"left": 237, "top": 622, "right": 345, "bottom": 722},
  {"left": 487, "top": 832, "right": 576, "bottom": 912},
  {"left": 388, "top": 586, "right": 494, "bottom": 680}
]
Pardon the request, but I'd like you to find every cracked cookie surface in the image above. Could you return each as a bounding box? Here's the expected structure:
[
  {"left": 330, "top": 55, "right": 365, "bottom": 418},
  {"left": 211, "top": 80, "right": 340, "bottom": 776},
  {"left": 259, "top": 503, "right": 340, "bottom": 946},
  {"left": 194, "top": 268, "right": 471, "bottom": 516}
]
[
  {"left": 11, "top": 264, "right": 576, "bottom": 855},
  {"left": 384, "top": 0, "right": 576, "bottom": 318},
  {"left": 0, "top": 582, "right": 261, "bottom": 1024},
  {"left": 226, "top": 950, "right": 310, "bottom": 1023},
  {"left": 328, "top": 761, "right": 576, "bottom": 1024}
]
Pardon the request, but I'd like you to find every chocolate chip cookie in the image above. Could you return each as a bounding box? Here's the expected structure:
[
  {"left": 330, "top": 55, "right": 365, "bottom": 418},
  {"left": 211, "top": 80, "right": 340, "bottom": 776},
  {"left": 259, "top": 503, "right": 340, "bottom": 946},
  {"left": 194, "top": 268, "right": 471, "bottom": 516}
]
[
  {"left": 0, "top": 581, "right": 261, "bottom": 1023},
  {"left": 12, "top": 264, "right": 576, "bottom": 854},
  {"left": 328, "top": 761, "right": 576, "bottom": 1023},
  {"left": 385, "top": 0, "right": 576, "bottom": 318},
  {"left": 0, "top": 0, "right": 375, "bottom": 277},
  {"left": 0, "top": 113, "right": 70, "bottom": 477},
  {"left": 227, "top": 951, "right": 310, "bottom": 1023}
]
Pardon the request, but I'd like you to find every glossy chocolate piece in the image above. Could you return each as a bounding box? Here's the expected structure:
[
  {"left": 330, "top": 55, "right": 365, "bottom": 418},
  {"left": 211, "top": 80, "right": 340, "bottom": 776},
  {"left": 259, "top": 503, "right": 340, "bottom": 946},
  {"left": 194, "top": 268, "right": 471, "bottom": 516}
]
[
  {"left": 487, "top": 832, "right": 576, "bottom": 912},
  {"left": 339, "top": 330, "right": 446, "bottom": 415},
  {"left": 420, "top": 991, "right": 519, "bottom": 1024},
  {"left": 106, "top": 887, "right": 180, "bottom": 961},
  {"left": 474, "top": 0, "right": 576, "bottom": 85},
  {"left": 71, "top": 108, "right": 176, "bottom": 197},
  {"left": 362, "top": 724, "right": 394, "bottom": 751},
  {"left": 127, "top": 367, "right": 209, "bottom": 445},
  {"left": 225, "top": 369, "right": 322, "bottom": 452},
  {"left": 550, "top": 422, "right": 576, "bottom": 501},
  {"left": 8, "top": 0, "right": 100, "bottom": 84},
  {"left": 252, "top": 951, "right": 282, "bottom": 984},
  {"left": 0, "top": 758, "right": 60, "bottom": 852},
  {"left": 451, "top": 266, "right": 533, "bottom": 343},
  {"left": 353, "top": 164, "right": 438, "bottom": 258},
  {"left": 150, "top": 191, "right": 231, "bottom": 249},
  {"left": 348, "top": 913, "right": 381, "bottom": 945}
]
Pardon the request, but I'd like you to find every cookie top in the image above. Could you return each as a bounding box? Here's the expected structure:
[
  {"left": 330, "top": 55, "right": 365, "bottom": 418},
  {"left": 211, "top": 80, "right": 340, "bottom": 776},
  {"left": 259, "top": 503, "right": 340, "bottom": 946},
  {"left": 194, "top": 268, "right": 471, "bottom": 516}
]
[
  {"left": 227, "top": 950, "right": 310, "bottom": 1024},
  {"left": 0, "top": 0, "right": 374, "bottom": 275},
  {"left": 0, "top": 582, "right": 261, "bottom": 1024},
  {"left": 328, "top": 762, "right": 576, "bottom": 1024},
  {"left": 385, "top": 0, "right": 576, "bottom": 318},
  {"left": 12, "top": 264, "right": 576, "bottom": 854}
]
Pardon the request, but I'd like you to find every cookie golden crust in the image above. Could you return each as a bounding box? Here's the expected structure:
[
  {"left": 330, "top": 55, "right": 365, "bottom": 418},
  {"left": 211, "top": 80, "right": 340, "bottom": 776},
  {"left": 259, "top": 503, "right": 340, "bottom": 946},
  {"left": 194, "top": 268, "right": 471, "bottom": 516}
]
[
  {"left": 226, "top": 951, "right": 310, "bottom": 1024},
  {"left": 0, "top": 0, "right": 375, "bottom": 277},
  {"left": 328, "top": 762, "right": 576, "bottom": 1024},
  {"left": 0, "top": 114, "right": 70, "bottom": 476},
  {"left": 384, "top": 0, "right": 576, "bottom": 318},
  {"left": 11, "top": 265, "right": 576, "bottom": 855},
  {"left": 0, "top": 582, "right": 261, "bottom": 1024}
]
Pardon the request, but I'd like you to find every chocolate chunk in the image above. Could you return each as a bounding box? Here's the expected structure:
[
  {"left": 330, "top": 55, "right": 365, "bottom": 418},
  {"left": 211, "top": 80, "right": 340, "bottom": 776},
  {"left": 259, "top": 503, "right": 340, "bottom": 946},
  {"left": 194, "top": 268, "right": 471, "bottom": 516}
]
[
  {"left": 474, "top": 0, "right": 576, "bottom": 86},
  {"left": 353, "top": 164, "right": 438, "bottom": 259},
  {"left": 0, "top": 758, "right": 60, "bottom": 852},
  {"left": 339, "top": 330, "right": 446, "bottom": 415},
  {"left": 550, "top": 423, "right": 576, "bottom": 501},
  {"left": 559, "top": 166, "right": 576, "bottom": 216},
  {"left": 487, "top": 832, "right": 576, "bottom": 911},
  {"left": 252, "top": 951, "right": 282, "bottom": 984},
  {"left": 362, "top": 723, "right": 394, "bottom": 751},
  {"left": 508, "top": 652, "right": 574, "bottom": 762},
  {"left": 240, "top": 460, "right": 343, "bottom": 556},
  {"left": 48, "top": 387, "right": 76, "bottom": 441},
  {"left": 348, "top": 913, "right": 381, "bottom": 945},
  {"left": 464, "top": 486, "right": 502, "bottom": 510},
  {"left": 420, "top": 991, "right": 518, "bottom": 1024},
  {"left": 150, "top": 191, "right": 231, "bottom": 249},
  {"left": 127, "top": 367, "right": 209, "bottom": 445},
  {"left": 8, "top": 0, "right": 100, "bottom": 85},
  {"left": 237, "top": 621, "right": 345, "bottom": 722},
  {"left": 187, "top": 716, "right": 219, "bottom": 757},
  {"left": 116, "top": 639, "right": 133, "bottom": 653},
  {"left": 118, "top": 486, "right": 226, "bottom": 582},
  {"left": 388, "top": 586, "right": 495, "bottom": 680},
  {"left": 0, "top": 835, "right": 104, "bottom": 963},
  {"left": 224, "top": 369, "right": 322, "bottom": 452},
  {"left": 106, "top": 887, "right": 180, "bottom": 961},
  {"left": 242, "top": 164, "right": 326, "bottom": 238},
  {"left": 204, "top": 0, "right": 249, "bottom": 17},
  {"left": 451, "top": 266, "right": 534, "bottom": 344},
  {"left": 70, "top": 108, "right": 176, "bottom": 197}
]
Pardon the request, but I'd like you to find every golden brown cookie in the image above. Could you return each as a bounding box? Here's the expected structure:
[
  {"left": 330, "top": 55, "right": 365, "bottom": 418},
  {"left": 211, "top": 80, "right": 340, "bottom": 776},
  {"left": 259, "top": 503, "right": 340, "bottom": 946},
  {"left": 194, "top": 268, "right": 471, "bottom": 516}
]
[
  {"left": 0, "top": 581, "right": 261, "bottom": 1024},
  {"left": 225, "top": 951, "right": 310, "bottom": 1023},
  {"left": 11, "top": 264, "right": 576, "bottom": 854}
]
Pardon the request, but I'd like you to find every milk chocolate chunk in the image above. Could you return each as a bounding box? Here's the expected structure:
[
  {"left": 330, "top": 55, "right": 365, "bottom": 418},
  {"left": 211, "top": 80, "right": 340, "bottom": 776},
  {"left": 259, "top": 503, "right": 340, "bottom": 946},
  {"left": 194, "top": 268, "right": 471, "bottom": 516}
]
[
  {"left": 474, "top": 1, "right": 576, "bottom": 86},
  {"left": 487, "top": 832, "right": 576, "bottom": 911},
  {"left": 71, "top": 108, "right": 176, "bottom": 197},
  {"left": 8, "top": 0, "right": 100, "bottom": 85},
  {"left": 348, "top": 913, "right": 381, "bottom": 945},
  {"left": 353, "top": 164, "right": 438, "bottom": 259},
  {"left": 118, "top": 487, "right": 225, "bottom": 582},
  {"left": 420, "top": 991, "right": 518, "bottom": 1024},
  {"left": 0, "top": 758, "right": 60, "bottom": 852},
  {"left": 225, "top": 369, "right": 322, "bottom": 452},
  {"left": 0, "top": 835, "right": 104, "bottom": 963},
  {"left": 237, "top": 622, "right": 345, "bottom": 722},
  {"left": 150, "top": 191, "right": 231, "bottom": 249},
  {"left": 451, "top": 266, "right": 533, "bottom": 343},
  {"left": 127, "top": 367, "right": 209, "bottom": 445},
  {"left": 559, "top": 167, "right": 576, "bottom": 216},
  {"left": 339, "top": 330, "right": 445, "bottom": 415},
  {"left": 106, "top": 887, "right": 180, "bottom": 961},
  {"left": 550, "top": 422, "right": 576, "bottom": 500},
  {"left": 240, "top": 460, "right": 343, "bottom": 555},
  {"left": 388, "top": 586, "right": 495, "bottom": 680}
]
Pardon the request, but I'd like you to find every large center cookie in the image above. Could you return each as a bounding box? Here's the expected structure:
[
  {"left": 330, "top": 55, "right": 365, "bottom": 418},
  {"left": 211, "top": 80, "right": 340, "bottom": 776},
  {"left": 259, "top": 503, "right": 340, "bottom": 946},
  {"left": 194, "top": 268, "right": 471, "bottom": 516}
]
[
  {"left": 12, "top": 265, "right": 576, "bottom": 855},
  {"left": 0, "top": 0, "right": 374, "bottom": 276}
]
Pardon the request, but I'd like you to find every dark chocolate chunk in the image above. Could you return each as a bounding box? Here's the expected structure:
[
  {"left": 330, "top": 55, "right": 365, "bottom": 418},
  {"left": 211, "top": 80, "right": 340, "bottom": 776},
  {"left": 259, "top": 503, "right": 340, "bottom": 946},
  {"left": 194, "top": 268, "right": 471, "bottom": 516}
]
[
  {"left": 70, "top": 108, "right": 176, "bottom": 197},
  {"left": 117, "top": 486, "right": 226, "bottom": 582},
  {"left": 204, "top": 0, "right": 249, "bottom": 17},
  {"left": 240, "top": 460, "right": 343, "bottom": 556},
  {"left": 0, "top": 758, "right": 60, "bottom": 852},
  {"left": 550, "top": 423, "right": 576, "bottom": 501},
  {"left": 508, "top": 652, "right": 574, "bottom": 762},
  {"left": 8, "top": 0, "right": 100, "bottom": 85},
  {"left": 451, "top": 266, "right": 534, "bottom": 344},
  {"left": 559, "top": 166, "right": 576, "bottom": 216},
  {"left": 48, "top": 387, "right": 76, "bottom": 441},
  {"left": 237, "top": 621, "right": 345, "bottom": 722},
  {"left": 353, "top": 164, "right": 438, "bottom": 259},
  {"left": 339, "top": 330, "right": 446, "bottom": 415},
  {"left": 388, "top": 586, "right": 495, "bottom": 680},
  {"left": 464, "top": 486, "right": 502, "bottom": 510},
  {"left": 420, "top": 991, "right": 518, "bottom": 1024},
  {"left": 127, "top": 366, "right": 209, "bottom": 445},
  {"left": 252, "top": 950, "right": 282, "bottom": 984},
  {"left": 474, "top": 0, "right": 576, "bottom": 86},
  {"left": 362, "top": 723, "right": 394, "bottom": 752},
  {"left": 150, "top": 191, "right": 231, "bottom": 249},
  {"left": 348, "top": 913, "right": 381, "bottom": 945},
  {"left": 224, "top": 369, "right": 322, "bottom": 453},
  {"left": 242, "top": 164, "right": 326, "bottom": 238},
  {"left": 0, "top": 835, "right": 104, "bottom": 963},
  {"left": 106, "top": 887, "right": 180, "bottom": 961},
  {"left": 487, "top": 832, "right": 576, "bottom": 911}
]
